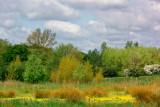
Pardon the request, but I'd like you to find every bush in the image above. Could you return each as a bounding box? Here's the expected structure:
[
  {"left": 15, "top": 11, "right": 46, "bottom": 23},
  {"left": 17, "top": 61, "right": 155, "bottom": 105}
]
[
  {"left": 58, "top": 55, "right": 79, "bottom": 82},
  {"left": 23, "top": 55, "right": 46, "bottom": 83},
  {"left": 94, "top": 68, "right": 104, "bottom": 83},
  {"left": 15, "top": 65, "right": 25, "bottom": 81},
  {"left": 124, "top": 68, "right": 139, "bottom": 77},
  {"left": 144, "top": 64, "right": 160, "bottom": 75},
  {"left": 103, "top": 68, "right": 118, "bottom": 77},
  {"left": 0, "top": 65, "right": 8, "bottom": 81},
  {"left": 130, "top": 87, "right": 158, "bottom": 103}
]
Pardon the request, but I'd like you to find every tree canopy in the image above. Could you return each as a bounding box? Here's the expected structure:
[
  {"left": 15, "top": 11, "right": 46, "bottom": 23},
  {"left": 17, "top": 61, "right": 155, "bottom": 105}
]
[{"left": 27, "top": 28, "right": 57, "bottom": 48}]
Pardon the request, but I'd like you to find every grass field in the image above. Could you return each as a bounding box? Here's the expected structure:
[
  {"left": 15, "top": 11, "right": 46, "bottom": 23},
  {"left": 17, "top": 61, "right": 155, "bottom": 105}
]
[{"left": 0, "top": 76, "right": 160, "bottom": 107}]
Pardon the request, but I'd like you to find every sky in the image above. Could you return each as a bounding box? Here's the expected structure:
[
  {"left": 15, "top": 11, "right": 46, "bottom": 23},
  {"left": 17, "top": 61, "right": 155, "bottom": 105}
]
[{"left": 0, "top": 0, "right": 160, "bottom": 52}]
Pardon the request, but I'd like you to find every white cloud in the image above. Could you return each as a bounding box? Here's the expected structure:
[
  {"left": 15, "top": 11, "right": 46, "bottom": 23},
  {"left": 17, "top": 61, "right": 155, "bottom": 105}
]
[
  {"left": 60, "top": 0, "right": 128, "bottom": 9},
  {"left": 44, "top": 20, "right": 81, "bottom": 34},
  {"left": 0, "top": 0, "right": 80, "bottom": 20}
]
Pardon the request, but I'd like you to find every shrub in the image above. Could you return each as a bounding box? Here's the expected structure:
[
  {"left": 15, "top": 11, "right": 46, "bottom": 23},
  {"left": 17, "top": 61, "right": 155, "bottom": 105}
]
[
  {"left": 94, "top": 68, "right": 104, "bottom": 83},
  {"left": 58, "top": 55, "right": 79, "bottom": 82},
  {"left": 130, "top": 87, "right": 158, "bottom": 103},
  {"left": 73, "top": 64, "right": 86, "bottom": 83},
  {"left": 144, "top": 64, "right": 160, "bottom": 75},
  {"left": 23, "top": 55, "right": 46, "bottom": 83},
  {"left": 103, "top": 68, "right": 118, "bottom": 77},
  {"left": 15, "top": 65, "right": 25, "bottom": 81},
  {"left": 0, "top": 90, "right": 16, "bottom": 98},
  {"left": 0, "top": 65, "right": 8, "bottom": 81},
  {"left": 124, "top": 68, "right": 139, "bottom": 77},
  {"left": 51, "top": 70, "right": 59, "bottom": 83},
  {"left": 85, "top": 86, "right": 109, "bottom": 97}
]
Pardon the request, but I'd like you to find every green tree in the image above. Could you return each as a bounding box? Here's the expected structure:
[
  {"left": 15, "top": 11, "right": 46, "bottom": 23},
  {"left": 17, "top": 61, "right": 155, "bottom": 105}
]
[
  {"left": 125, "top": 41, "right": 133, "bottom": 48},
  {"left": 23, "top": 55, "right": 46, "bottom": 83},
  {"left": 102, "top": 47, "right": 122, "bottom": 77},
  {"left": 73, "top": 64, "right": 86, "bottom": 83},
  {"left": 84, "top": 49, "right": 102, "bottom": 74},
  {"left": 27, "top": 28, "right": 57, "bottom": 48},
  {"left": 100, "top": 42, "right": 107, "bottom": 53},
  {"left": 0, "top": 38, "right": 11, "bottom": 67},
  {"left": 134, "top": 42, "right": 139, "bottom": 47},
  {"left": 2, "top": 44, "right": 29, "bottom": 65}
]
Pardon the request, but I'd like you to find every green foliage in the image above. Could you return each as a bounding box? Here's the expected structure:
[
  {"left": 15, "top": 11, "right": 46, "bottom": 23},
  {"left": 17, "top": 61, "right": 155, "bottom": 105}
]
[
  {"left": 23, "top": 55, "right": 46, "bottom": 83},
  {"left": 125, "top": 41, "right": 139, "bottom": 49},
  {"left": 0, "top": 38, "right": 11, "bottom": 67},
  {"left": 2, "top": 44, "right": 29, "bottom": 65},
  {"left": 102, "top": 47, "right": 160, "bottom": 77},
  {"left": 128, "top": 68, "right": 139, "bottom": 77},
  {"left": 102, "top": 47, "right": 122, "bottom": 77},
  {"left": 84, "top": 49, "right": 102, "bottom": 74},
  {"left": 15, "top": 64, "right": 25, "bottom": 81},
  {"left": 58, "top": 54, "right": 80, "bottom": 82},
  {"left": 73, "top": 64, "right": 86, "bottom": 83},
  {"left": 0, "top": 65, "right": 8, "bottom": 81},
  {"left": 103, "top": 68, "right": 118, "bottom": 77},
  {"left": 101, "top": 42, "right": 107, "bottom": 53}
]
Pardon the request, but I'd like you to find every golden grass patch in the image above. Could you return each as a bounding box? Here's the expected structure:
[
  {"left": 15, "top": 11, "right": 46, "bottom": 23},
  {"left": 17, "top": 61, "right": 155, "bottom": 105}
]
[
  {"left": 130, "top": 86, "right": 158, "bottom": 103},
  {"left": 0, "top": 90, "right": 16, "bottom": 98},
  {"left": 35, "top": 88, "right": 84, "bottom": 102},
  {"left": 112, "top": 85, "right": 125, "bottom": 91},
  {"left": 85, "top": 86, "right": 110, "bottom": 97}
]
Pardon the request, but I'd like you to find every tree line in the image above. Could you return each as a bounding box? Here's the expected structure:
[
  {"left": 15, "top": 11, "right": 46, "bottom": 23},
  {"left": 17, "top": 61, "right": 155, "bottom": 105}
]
[{"left": 0, "top": 28, "right": 160, "bottom": 83}]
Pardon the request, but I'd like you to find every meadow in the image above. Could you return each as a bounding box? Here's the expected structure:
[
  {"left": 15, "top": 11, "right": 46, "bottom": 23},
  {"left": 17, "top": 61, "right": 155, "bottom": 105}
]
[{"left": 0, "top": 76, "right": 160, "bottom": 107}]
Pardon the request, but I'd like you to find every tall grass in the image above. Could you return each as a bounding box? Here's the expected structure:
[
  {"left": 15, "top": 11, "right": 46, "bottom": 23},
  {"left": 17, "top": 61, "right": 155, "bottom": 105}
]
[
  {"left": 0, "top": 90, "right": 16, "bottom": 98},
  {"left": 35, "top": 88, "right": 84, "bottom": 102},
  {"left": 85, "top": 86, "right": 109, "bottom": 97},
  {"left": 130, "top": 86, "right": 158, "bottom": 103}
]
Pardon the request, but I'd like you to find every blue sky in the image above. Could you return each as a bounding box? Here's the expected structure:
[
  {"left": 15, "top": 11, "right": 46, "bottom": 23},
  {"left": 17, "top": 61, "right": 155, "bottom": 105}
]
[{"left": 0, "top": 0, "right": 160, "bottom": 52}]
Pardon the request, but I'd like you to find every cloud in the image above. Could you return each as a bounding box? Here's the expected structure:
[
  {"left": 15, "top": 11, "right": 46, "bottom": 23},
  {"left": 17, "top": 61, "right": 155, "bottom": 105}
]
[
  {"left": 44, "top": 20, "right": 81, "bottom": 34},
  {"left": 0, "top": 13, "right": 20, "bottom": 28},
  {"left": 0, "top": 0, "right": 160, "bottom": 52},
  {"left": 0, "top": 0, "right": 80, "bottom": 20},
  {"left": 60, "top": 0, "right": 128, "bottom": 9},
  {"left": 0, "top": 27, "right": 31, "bottom": 44}
]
